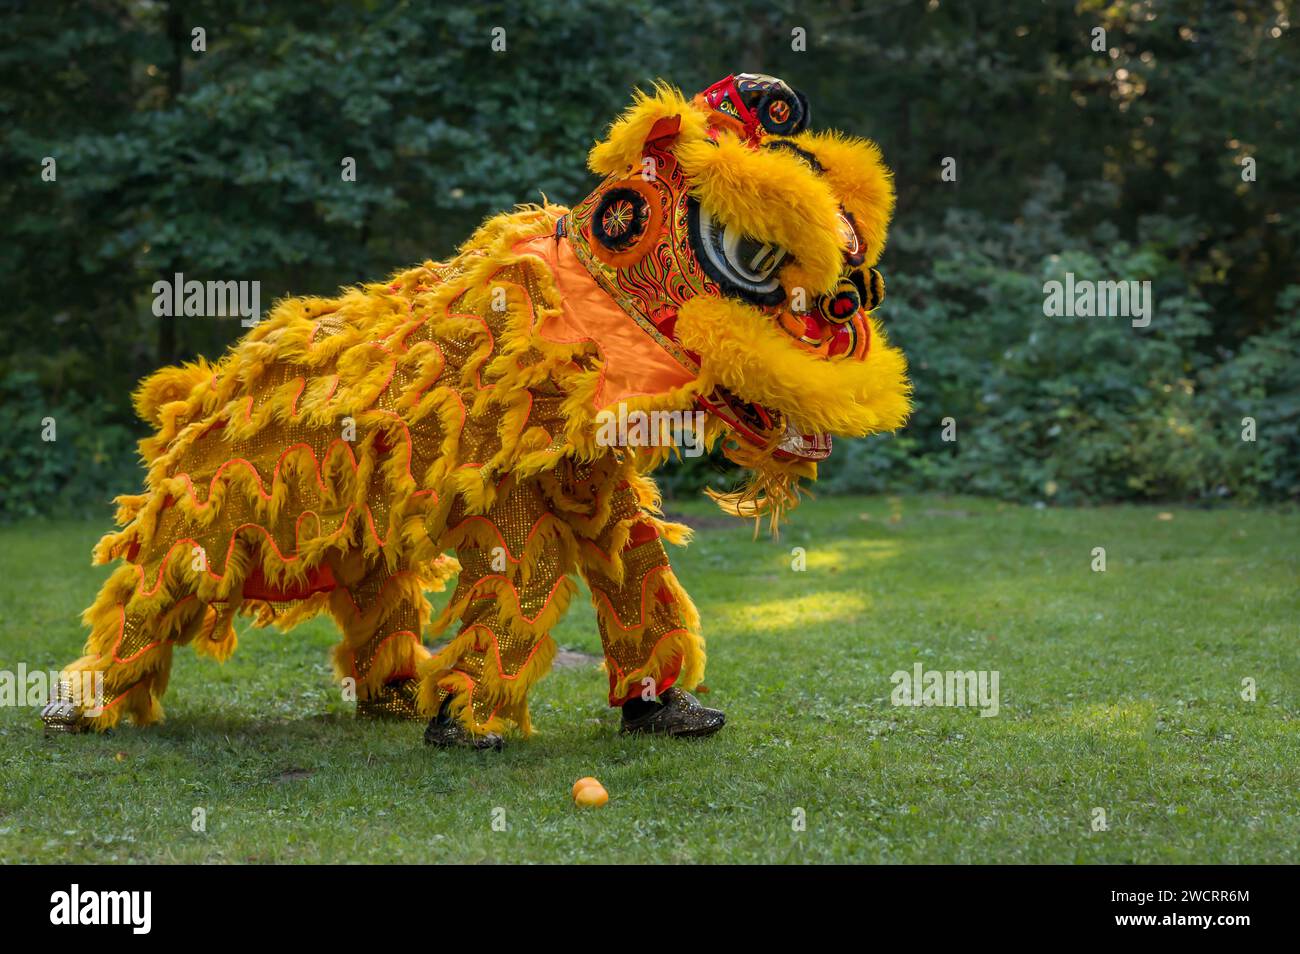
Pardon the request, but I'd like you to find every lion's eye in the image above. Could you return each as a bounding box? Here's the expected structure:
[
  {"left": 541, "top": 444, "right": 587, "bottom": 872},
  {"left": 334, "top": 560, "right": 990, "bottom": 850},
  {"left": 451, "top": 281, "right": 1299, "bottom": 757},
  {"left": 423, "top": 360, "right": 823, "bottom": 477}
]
[
  {"left": 688, "top": 199, "right": 788, "bottom": 305},
  {"left": 731, "top": 233, "right": 785, "bottom": 281}
]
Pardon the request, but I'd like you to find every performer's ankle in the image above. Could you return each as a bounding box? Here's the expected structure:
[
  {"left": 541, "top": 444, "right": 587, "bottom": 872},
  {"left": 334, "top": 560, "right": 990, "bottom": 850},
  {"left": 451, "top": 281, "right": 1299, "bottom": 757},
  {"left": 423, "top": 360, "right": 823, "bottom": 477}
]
[{"left": 621, "top": 696, "right": 661, "bottom": 720}]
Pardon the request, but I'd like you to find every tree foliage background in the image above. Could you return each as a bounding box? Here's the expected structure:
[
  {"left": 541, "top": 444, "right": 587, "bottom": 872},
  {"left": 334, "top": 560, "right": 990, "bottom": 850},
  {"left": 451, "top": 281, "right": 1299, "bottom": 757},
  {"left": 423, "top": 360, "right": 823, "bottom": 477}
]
[{"left": 1, "top": 0, "right": 1296, "bottom": 518}]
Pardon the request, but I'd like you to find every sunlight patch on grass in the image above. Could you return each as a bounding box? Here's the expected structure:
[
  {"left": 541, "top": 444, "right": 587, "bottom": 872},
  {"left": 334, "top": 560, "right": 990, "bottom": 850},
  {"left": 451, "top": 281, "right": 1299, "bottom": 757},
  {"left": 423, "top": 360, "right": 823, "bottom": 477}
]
[
  {"left": 718, "top": 590, "right": 873, "bottom": 633},
  {"left": 802, "top": 539, "right": 902, "bottom": 570}
]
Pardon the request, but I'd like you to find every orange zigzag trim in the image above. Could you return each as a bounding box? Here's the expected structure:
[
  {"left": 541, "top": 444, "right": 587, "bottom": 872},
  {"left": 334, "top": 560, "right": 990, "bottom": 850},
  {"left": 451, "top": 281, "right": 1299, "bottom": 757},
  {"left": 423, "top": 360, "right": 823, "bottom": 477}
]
[
  {"left": 454, "top": 623, "right": 554, "bottom": 683},
  {"left": 604, "top": 626, "right": 690, "bottom": 684},
  {"left": 460, "top": 573, "right": 573, "bottom": 625},
  {"left": 588, "top": 562, "right": 677, "bottom": 633},
  {"left": 443, "top": 510, "right": 560, "bottom": 564}
]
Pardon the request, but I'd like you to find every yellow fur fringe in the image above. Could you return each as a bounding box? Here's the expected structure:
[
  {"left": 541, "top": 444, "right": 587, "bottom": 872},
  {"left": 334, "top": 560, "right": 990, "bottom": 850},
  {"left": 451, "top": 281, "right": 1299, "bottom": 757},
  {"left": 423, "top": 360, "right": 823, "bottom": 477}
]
[{"left": 677, "top": 297, "right": 912, "bottom": 438}]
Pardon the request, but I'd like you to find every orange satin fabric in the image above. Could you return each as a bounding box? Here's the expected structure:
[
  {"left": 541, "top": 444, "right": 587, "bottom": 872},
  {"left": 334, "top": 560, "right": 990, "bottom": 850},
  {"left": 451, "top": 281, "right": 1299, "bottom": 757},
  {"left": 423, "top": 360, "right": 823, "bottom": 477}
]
[{"left": 514, "top": 234, "right": 697, "bottom": 409}]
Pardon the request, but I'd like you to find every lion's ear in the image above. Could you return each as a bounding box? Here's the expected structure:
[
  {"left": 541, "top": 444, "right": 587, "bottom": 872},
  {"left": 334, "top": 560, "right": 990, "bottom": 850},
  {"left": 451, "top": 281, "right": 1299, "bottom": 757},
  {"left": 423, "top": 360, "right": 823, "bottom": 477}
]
[{"left": 587, "top": 83, "right": 709, "bottom": 176}]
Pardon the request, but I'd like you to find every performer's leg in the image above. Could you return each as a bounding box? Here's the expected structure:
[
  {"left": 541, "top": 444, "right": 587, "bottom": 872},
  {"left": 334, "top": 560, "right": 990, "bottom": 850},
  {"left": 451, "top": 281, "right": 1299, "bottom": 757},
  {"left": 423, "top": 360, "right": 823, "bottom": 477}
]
[
  {"left": 327, "top": 552, "right": 433, "bottom": 720},
  {"left": 43, "top": 561, "right": 215, "bottom": 732},
  {"left": 574, "top": 482, "right": 724, "bottom": 738},
  {"left": 419, "top": 479, "right": 577, "bottom": 747}
]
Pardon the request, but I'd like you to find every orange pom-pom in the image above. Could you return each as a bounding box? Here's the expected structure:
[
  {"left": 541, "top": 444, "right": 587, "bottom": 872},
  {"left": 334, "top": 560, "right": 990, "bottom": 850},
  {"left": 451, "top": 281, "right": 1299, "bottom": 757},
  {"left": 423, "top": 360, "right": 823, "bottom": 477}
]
[{"left": 574, "top": 783, "right": 609, "bottom": 808}]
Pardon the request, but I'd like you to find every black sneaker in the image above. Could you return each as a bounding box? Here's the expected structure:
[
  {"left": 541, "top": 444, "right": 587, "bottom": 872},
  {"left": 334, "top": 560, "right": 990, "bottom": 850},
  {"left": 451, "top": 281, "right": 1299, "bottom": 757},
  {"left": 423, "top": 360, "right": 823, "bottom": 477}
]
[
  {"left": 620, "top": 687, "right": 726, "bottom": 738},
  {"left": 423, "top": 700, "right": 504, "bottom": 751}
]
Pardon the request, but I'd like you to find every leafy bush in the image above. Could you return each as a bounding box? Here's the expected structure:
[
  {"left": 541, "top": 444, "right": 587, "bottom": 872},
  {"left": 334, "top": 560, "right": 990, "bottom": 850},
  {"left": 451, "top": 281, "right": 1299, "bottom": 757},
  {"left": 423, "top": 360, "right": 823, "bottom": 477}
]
[
  {"left": 0, "top": 371, "right": 141, "bottom": 521},
  {"left": 819, "top": 177, "right": 1300, "bottom": 504}
]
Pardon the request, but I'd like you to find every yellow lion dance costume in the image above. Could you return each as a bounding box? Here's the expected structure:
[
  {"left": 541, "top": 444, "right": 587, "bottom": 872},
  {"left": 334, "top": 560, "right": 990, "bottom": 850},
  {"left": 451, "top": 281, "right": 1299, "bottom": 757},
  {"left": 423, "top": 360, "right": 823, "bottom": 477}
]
[{"left": 44, "top": 74, "right": 910, "bottom": 747}]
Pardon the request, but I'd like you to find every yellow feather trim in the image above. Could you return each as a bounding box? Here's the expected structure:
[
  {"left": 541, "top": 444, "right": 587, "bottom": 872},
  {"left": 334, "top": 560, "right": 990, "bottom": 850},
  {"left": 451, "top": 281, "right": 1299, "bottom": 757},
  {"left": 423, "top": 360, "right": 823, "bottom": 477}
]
[
  {"left": 705, "top": 438, "right": 817, "bottom": 538},
  {"left": 610, "top": 628, "right": 706, "bottom": 701},
  {"left": 417, "top": 670, "right": 512, "bottom": 736}
]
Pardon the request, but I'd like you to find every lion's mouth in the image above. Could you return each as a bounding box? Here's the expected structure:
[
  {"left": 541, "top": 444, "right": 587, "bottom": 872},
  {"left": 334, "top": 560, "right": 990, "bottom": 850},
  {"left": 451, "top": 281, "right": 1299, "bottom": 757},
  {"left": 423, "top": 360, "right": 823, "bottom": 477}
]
[
  {"left": 697, "top": 386, "right": 832, "bottom": 462},
  {"left": 772, "top": 307, "right": 871, "bottom": 360}
]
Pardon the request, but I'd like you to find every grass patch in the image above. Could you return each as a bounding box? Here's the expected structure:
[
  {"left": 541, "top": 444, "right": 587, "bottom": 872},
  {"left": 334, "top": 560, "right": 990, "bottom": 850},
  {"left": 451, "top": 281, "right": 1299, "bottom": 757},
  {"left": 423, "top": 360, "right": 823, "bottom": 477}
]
[{"left": 0, "top": 495, "right": 1296, "bottom": 863}]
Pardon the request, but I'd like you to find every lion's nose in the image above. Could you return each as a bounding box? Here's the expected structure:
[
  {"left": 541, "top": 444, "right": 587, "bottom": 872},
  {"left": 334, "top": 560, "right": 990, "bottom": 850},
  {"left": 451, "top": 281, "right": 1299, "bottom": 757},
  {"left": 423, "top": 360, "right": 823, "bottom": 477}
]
[
  {"left": 818, "top": 278, "right": 861, "bottom": 325},
  {"left": 816, "top": 267, "right": 885, "bottom": 327}
]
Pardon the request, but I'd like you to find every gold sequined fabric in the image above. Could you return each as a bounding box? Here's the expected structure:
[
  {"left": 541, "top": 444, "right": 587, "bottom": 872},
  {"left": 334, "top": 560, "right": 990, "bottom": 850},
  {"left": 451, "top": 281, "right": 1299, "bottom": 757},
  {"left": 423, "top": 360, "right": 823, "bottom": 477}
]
[
  {"left": 355, "top": 678, "right": 422, "bottom": 721},
  {"left": 57, "top": 205, "right": 707, "bottom": 733},
  {"left": 422, "top": 478, "right": 576, "bottom": 734}
]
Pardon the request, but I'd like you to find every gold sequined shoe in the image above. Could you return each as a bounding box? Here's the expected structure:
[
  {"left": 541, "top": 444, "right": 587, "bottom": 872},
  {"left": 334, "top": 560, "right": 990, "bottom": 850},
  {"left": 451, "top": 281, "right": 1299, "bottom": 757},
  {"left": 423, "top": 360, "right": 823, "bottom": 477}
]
[
  {"left": 423, "top": 701, "right": 505, "bottom": 751},
  {"left": 356, "top": 678, "right": 423, "bottom": 721},
  {"left": 41, "top": 699, "right": 92, "bottom": 734},
  {"left": 621, "top": 687, "right": 726, "bottom": 738}
]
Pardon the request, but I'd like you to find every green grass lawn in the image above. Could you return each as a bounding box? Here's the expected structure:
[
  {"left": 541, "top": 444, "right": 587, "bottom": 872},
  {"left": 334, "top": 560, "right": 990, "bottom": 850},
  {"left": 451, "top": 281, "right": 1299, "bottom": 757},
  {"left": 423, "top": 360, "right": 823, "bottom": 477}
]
[{"left": 0, "top": 495, "right": 1296, "bottom": 863}]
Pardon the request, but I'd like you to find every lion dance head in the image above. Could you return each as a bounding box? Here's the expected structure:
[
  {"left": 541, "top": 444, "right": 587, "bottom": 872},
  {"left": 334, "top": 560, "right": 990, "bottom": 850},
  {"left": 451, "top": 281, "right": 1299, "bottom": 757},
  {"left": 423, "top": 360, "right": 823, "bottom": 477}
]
[{"left": 555, "top": 73, "right": 911, "bottom": 529}]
